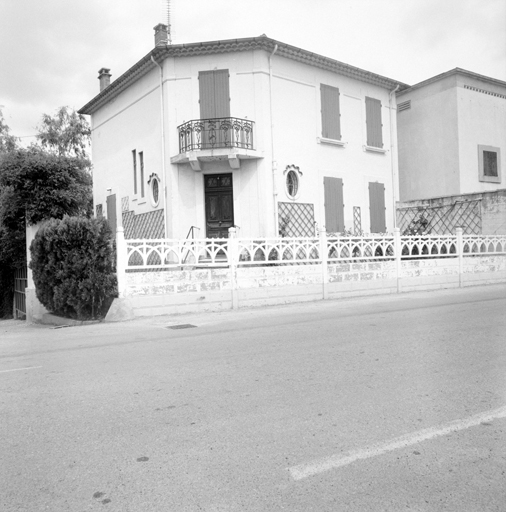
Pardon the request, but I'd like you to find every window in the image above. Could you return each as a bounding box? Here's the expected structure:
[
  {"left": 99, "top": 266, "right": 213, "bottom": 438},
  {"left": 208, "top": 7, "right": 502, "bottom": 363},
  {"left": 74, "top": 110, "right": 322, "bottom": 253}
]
[
  {"left": 320, "top": 84, "right": 341, "bottom": 140},
  {"left": 284, "top": 165, "right": 302, "bottom": 200},
  {"left": 365, "top": 97, "right": 383, "bottom": 148},
  {"left": 148, "top": 174, "right": 161, "bottom": 207},
  {"left": 478, "top": 145, "right": 501, "bottom": 183},
  {"left": 139, "top": 151, "right": 145, "bottom": 197},
  {"left": 132, "top": 150, "right": 137, "bottom": 195}
]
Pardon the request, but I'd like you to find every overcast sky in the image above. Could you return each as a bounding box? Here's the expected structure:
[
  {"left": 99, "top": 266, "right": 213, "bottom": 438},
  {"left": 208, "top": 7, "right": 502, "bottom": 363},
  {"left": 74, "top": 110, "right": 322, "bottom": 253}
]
[{"left": 1, "top": 0, "right": 505, "bottom": 144}]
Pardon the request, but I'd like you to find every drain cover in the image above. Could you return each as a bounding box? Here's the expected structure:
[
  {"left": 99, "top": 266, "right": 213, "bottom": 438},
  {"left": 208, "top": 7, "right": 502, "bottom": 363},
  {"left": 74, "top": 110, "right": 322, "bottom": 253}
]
[{"left": 166, "top": 324, "right": 197, "bottom": 330}]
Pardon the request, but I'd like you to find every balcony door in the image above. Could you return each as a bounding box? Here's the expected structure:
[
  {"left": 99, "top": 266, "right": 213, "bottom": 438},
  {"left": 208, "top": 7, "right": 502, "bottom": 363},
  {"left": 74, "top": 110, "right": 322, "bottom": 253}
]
[
  {"left": 204, "top": 174, "right": 234, "bottom": 239},
  {"left": 199, "top": 69, "right": 230, "bottom": 148}
]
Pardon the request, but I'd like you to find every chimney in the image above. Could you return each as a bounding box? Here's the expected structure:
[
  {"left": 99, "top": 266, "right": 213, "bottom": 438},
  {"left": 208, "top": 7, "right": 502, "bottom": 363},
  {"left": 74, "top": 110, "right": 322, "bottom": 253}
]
[
  {"left": 154, "top": 23, "right": 168, "bottom": 47},
  {"left": 98, "top": 68, "right": 111, "bottom": 92}
]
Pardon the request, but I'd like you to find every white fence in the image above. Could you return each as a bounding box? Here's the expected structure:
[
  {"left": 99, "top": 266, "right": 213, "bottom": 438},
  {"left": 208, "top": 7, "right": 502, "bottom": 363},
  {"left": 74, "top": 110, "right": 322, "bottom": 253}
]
[
  {"left": 111, "top": 228, "right": 506, "bottom": 315},
  {"left": 118, "top": 228, "right": 506, "bottom": 271}
]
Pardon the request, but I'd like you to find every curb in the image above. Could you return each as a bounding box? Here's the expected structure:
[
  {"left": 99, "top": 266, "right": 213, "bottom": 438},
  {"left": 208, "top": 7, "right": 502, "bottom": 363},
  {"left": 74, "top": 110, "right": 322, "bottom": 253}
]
[{"left": 39, "top": 313, "right": 102, "bottom": 327}]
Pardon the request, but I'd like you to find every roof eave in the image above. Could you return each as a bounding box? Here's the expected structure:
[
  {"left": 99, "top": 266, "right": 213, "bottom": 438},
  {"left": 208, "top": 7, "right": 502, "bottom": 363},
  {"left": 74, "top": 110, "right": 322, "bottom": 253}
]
[
  {"left": 79, "top": 36, "right": 409, "bottom": 115},
  {"left": 396, "top": 67, "right": 506, "bottom": 96}
]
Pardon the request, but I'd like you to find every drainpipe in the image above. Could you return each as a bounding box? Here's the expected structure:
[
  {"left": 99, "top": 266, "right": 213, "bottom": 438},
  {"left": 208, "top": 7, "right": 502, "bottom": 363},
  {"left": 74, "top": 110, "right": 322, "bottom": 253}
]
[
  {"left": 151, "top": 55, "right": 168, "bottom": 238},
  {"left": 269, "top": 43, "right": 279, "bottom": 236},
  {"left": 389, "top": 84, "right": 400, "bottom": 230}
]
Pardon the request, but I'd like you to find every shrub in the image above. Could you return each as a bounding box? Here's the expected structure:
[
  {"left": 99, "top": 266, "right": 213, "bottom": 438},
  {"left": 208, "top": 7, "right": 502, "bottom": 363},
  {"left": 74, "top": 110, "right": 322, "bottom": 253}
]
[{"left": 30, "top": 216, "right": 117, "bottom": 320}]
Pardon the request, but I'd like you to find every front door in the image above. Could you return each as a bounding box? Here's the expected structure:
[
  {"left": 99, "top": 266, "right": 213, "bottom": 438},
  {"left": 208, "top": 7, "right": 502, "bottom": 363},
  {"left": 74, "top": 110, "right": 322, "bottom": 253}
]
[{"left": 204, "top": 174, "right": 234, "bottom": 238}]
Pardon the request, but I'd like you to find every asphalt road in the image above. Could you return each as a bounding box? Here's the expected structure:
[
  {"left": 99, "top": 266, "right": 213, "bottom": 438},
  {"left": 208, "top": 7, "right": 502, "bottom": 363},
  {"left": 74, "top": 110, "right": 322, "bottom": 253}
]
[{"left": 1, "top": 285, "right": 505, "bottom": 511}]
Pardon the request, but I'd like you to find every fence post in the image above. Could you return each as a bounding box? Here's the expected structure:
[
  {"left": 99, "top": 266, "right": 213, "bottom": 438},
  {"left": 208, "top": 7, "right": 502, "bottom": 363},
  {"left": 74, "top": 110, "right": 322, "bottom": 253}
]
[
  {"left": 319, "top": 228, "right": 329, "bottom": 300},
  {"left": 394, "top": 227, "right": 402, "bottom": 293},
  {"left": 116, "top": 227, "right": 127, "bottom": 298},
  {"left": 456, "top": 227, "right": 463, "bottom": 288},
  {"left": 228, "top": 227, "right": 239, "bottom": 310}
]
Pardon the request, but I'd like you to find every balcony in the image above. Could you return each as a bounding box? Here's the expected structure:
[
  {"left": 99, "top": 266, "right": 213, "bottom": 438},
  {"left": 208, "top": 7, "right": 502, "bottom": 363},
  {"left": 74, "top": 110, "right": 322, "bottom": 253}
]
[{"left": 171, "top": 117, "right": 262, "bottom": 170}]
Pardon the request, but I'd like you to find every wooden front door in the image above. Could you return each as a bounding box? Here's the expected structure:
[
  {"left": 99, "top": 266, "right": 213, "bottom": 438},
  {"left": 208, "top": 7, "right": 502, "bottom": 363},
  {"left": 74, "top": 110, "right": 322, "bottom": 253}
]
[{"left": 204, "top": 174, "right": 234, "bottom": 238}]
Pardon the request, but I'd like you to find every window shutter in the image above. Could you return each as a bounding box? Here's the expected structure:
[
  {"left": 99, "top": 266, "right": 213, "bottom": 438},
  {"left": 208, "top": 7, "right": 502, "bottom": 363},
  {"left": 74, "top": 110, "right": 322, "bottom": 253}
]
[
  {"left": 369, "top": 182, "right": 386, "bottom": 233},
  {"left": 324, "top": 177, "right": 344, "bottom": 233},
  {"left": 365, "top": 97, "right": 383, "bottom": 148},
  {"left": 106, "top": 194, "right": 117, "bottom": 235},
  {"left": 321, "top": 84, "right": 341, "bottom": 140},
  {"left": 199, "top": 71, "right": 216, "bottom": 119},
  {"left": 199, "top": 69, "right": 230, "bottom": 119},
  {"left": 213, "top": 69, "right": 230, "bottom": 118}
]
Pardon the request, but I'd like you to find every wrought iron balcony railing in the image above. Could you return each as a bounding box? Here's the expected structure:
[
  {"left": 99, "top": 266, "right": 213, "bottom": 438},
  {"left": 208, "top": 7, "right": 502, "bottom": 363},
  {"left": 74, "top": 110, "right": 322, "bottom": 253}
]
[{"left": 177, "top": 117, "right": 254, "bottom": 153}]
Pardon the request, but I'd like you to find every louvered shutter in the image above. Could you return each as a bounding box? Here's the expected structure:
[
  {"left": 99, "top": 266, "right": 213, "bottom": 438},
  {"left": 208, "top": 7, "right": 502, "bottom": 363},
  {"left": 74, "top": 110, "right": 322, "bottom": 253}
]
[
  {"left": 213, "top": 69, "right": 230, "bottom": 118},
  {"left": 106, "top": 194, "right": 117, "bottom": 235},
  {"left": 199, "top": 69, "right": 230, "bottom": 119},
  {"left": 324, "top": 177, "right": 345, "bottom": 233},
  {"left": 199, "top": 71, "right": 216, "bottom": 119},
  {"left": 321, "top": 85, "right": 341, "bottom": 140},
  {"left": 365, "top": 97, "right": 383, "bottom": 148},
  {"left": 369, "top": 182, "right": 386, "bottom": 233}
]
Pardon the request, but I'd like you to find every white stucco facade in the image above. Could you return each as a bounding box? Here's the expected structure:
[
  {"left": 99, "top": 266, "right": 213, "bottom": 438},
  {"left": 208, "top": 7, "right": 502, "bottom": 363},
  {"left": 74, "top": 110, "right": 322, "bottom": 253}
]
[
  {"left": 396, "top": 69, "right": 506, "bottom": 202},
  {"left": 81, "top": 34, "right": 404, "bottom": 239}
]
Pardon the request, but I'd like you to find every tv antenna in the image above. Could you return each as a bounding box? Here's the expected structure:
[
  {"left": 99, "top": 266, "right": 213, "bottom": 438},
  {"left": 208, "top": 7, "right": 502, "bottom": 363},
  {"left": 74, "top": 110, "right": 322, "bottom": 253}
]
[{"left": 166, "top": 0, "right": 172, "bottom": 44}]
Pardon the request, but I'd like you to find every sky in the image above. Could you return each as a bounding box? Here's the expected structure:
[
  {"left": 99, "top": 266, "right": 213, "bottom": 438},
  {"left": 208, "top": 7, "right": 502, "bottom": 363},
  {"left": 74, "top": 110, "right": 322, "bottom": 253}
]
[{"left": 1, "top": 0, "right": 505, "bottom": 144}]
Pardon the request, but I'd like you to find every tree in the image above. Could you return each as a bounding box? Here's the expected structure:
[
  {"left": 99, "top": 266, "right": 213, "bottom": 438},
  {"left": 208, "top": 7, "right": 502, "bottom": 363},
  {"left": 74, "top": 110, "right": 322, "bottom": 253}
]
[
  {"left": 36, "top": 106, "right": 91, "bottom": 159},
  {"left": 0, "top": 107, "right": 93, "bottom": 318},
  {"left": 30, "top": 216, "right": 117, "bottom": 320}
]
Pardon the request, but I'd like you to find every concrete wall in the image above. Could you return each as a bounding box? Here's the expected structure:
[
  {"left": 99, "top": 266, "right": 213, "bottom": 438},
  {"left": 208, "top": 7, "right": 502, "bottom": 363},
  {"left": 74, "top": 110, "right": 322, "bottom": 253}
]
[
  {"left": 397, "top": 74, "right": 460, "bottom": 201},
  {"left": 116, "top": 255, "right": 506, "bottom": 318},
  {"left": 397, "top": 71, "right": 506, "bottom": 202},
  {"left": 456, "top": 74, "right": 506, "bottom": 194}
]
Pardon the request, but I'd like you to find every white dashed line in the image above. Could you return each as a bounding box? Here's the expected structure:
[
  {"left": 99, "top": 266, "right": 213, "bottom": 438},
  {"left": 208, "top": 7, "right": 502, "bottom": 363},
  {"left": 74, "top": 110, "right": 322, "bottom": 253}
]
[
  {"left": 0, "top": 366, "right": 42, "bottom": 374},
  {"left": 288, "top": 405, "right": 506, "bottom": 480}
]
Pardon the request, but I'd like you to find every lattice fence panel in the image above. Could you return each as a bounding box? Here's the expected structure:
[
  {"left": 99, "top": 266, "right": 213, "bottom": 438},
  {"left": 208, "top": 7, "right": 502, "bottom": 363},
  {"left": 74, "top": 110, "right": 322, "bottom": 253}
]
[
  {"left": 122, "top": 209, "right": 164, "bottom": 239},
  {"left": 397, "top": 200, "right": 481, "bottom": 235},
  {"left": 278, "top": 202, "right": 316, "bottom": 237},
  {"left": 353, "top": 206, "right": 362, "bottom": 235}
]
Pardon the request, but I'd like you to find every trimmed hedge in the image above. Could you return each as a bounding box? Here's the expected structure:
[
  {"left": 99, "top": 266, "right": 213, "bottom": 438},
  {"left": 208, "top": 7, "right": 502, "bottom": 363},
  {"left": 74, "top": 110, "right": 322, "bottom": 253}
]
[{"left": 30, "top": 216, "right": 117, "bottom": 320}]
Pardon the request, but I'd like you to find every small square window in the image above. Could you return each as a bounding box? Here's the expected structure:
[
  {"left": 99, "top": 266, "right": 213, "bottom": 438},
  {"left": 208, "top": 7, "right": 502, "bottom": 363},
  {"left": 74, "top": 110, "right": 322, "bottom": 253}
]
[{"left": 478, "top": 145, "right": 501, "bottom": 183}]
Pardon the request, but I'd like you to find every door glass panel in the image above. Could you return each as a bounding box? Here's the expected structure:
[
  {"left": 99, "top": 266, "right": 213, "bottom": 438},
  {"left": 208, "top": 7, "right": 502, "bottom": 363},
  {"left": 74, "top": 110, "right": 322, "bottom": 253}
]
[{"left": 221, "top": 195, "right": 232, "bottom": 221}]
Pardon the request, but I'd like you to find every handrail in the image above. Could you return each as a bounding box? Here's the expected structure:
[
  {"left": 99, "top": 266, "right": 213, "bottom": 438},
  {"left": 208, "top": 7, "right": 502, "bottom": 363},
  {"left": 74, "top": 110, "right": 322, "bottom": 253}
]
[
  {"left": 182, "top": 226, "right": 200, "bottom": 265},
  {"left": 178, "top": 117, "right": 255, "bottom": 153}
]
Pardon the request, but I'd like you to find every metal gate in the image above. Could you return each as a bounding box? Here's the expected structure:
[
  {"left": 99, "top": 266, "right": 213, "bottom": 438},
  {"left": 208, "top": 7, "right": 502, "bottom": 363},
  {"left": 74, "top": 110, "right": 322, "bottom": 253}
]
[{"left": 13, "top": 266, "right": 27, "bottom": 319}]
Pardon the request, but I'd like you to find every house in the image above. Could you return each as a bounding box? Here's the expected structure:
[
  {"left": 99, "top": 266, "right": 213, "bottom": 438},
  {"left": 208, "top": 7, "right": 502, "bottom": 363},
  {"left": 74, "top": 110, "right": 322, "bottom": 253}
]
[
  {"left": 79, "top": 26, "right": 408, "bottom": 240},
  {"left": 395, "top": 68, "right": 506, "bottom": 234}
]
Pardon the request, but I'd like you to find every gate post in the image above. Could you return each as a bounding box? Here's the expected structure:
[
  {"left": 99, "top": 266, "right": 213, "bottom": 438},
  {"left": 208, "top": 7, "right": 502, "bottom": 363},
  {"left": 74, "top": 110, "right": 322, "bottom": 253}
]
[
  {"left": 228, "top": 227, "right": 239, "bottom": 310},
  {"left": 394, "top": 227, "right": 402, "bottom": 293},
  {"left": 116, "top": 227, "right": 127, "bottom": 298},
  {"left": 319, "top": 228, "right": 329, "bottom": 300},
  {"left": 456, "top": 227, "right": 464, "bottom": 288}
]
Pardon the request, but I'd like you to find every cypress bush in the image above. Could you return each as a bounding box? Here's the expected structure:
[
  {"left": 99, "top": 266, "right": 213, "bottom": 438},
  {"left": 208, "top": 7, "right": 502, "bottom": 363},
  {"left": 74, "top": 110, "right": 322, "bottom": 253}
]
[{"left": 30, "top": 216, "right": 117, "bottom": 320}]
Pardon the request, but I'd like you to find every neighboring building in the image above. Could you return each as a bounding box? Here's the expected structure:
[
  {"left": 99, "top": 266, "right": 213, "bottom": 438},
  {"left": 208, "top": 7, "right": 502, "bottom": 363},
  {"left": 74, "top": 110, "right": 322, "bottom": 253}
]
[
  {"left": 396, "top": 68, "right": 506, "bottom": 201},
  {"left": 79, "top": 26, "right": 407, "bottom": 240},
  {"left": 395, "top": 68, "right": 506, "bottom": 234}
]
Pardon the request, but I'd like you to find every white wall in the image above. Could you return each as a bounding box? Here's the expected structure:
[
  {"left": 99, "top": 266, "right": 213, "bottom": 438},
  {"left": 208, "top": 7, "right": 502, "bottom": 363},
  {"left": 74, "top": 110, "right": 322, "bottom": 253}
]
[
  {"left": 90, "top": 67, "right": 163, "bottom": 226},
  {"left": 89, "top": 48, "right": 399, "bottom": 238},
  {"left": 397, "top": 75, "right": 460, "bottom": 201},
  {"left": 456, "top": 74, "right": 506, "bottom": 194},
  {"left": 397, "top": 72, "right": 506, "bottom": 202}
]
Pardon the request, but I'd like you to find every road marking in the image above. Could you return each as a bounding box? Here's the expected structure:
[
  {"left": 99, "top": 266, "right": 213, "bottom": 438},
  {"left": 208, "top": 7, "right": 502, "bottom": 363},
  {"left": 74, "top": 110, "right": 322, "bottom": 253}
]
[
  {"left": 0, "top": 366, "right": 42, "bottom": 374},
  {"left": 288, "top": 405, "right": 506, "bottom": 481}
]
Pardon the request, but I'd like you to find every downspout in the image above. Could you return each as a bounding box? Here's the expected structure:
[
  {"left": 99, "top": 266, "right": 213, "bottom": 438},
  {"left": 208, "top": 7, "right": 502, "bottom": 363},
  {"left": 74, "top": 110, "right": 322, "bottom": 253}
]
[
  {"left": 389, "top": 84, "right": 400, "bottom": 229},
  {"left": 151, "top": 55, "right": 168, "bottom": 238},
  {"left": 269, "top": 43, "right": 279, "bottom": 236}
]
